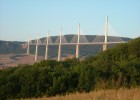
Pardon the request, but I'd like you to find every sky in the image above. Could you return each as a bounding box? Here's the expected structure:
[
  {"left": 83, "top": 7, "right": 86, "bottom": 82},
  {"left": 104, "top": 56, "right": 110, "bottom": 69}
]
[{"left": 0, "top": 0, "right": 140, "bottom": 41}]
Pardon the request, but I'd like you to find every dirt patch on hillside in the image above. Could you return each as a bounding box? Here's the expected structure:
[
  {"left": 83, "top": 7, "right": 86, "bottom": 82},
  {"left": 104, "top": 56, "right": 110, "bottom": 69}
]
[{"left": 0, "top": 54, "right": 44, "bottom": 69}]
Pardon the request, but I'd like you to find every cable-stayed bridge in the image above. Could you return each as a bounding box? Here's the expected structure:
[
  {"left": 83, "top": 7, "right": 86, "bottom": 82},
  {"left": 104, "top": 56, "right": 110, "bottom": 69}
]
[{"left": 27, "top": 16, "right": 130, "bottom": 61}]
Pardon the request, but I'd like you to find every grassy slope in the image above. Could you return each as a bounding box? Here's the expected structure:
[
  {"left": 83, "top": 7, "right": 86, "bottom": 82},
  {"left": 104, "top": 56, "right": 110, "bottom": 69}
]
[{"left": 25, "top": 88, "right": 140, "bottom": 100}]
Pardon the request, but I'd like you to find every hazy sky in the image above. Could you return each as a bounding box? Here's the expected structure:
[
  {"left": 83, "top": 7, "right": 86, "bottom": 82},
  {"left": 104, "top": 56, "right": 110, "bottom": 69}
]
[{"left": 0, "top": 0, "right": 140, "bottom": 41}]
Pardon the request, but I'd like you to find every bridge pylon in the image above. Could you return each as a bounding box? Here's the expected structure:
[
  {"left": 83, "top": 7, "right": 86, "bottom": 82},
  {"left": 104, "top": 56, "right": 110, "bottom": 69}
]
[
  {"left": 35, "top": 33, "right": 39, "bottom": 61},
  {"left": 76, "top": 23, "right": 80, "bottom": 59},
  {"left": 103, "top": 16, "right": 108, "bottom": 51},
  {"left": 58, "top": 28, "right": 62, "bottom": 61},
  {"left": 27, "top": 35, "right": 30, "bottom": 55},
  {"left": 45, "top": 31, "right": 49, "bottom": 60}
]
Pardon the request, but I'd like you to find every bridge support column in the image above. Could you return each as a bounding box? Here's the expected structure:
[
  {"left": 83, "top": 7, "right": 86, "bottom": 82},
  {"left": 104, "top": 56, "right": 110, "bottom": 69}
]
[
  {"left": 58, "top": 28, "right": 62, "bottom": 61},
  {"left": 103, "top": 43, "right": 107, "bottom": 51},
  {"left": 45, "top": 31, "right": 49, "bottom": 60},
  {"left": 76, "top": 44, "right": 79, "bottom": 58},
  {"left": 35, "top": 34, "right": 39, "bottom": 61},
  {"left": 103, "top": 16, "right": 108, "bottom": 51},
  {"left": 76, "top": 23, "right": 80, "bottom": 59},
  {"left": 27, "top": 36, "right": 30, "bottom": 55},
  {"left": 58, "top": 44, "right": 61, "bottom": 61}
]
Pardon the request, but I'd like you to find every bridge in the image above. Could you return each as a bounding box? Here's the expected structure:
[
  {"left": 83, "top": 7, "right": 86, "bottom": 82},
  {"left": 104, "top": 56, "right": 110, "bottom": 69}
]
[{"left": 26, "top": 16, "right": 127, "bottom": 61}]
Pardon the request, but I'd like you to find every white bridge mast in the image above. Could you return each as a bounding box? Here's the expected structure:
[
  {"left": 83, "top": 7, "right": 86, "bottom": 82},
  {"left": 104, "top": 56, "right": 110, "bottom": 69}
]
[
  {"left": 35, "top": 33, "right": 39, "bottom": 61},
  {"left": 27, "top": 35, "right": 30, "bottom": 55},
  {"left": 103, "top": 16, "right": 108, "bottom": 51},
  {"left": 45, "top": 31, "right": 49, "bottom": 60},
  {"left": 58, "top": 28, "right": 62, "bottom": 61},
  {"left": 76, "top": 23, "right": 80, "bottom": 59}
]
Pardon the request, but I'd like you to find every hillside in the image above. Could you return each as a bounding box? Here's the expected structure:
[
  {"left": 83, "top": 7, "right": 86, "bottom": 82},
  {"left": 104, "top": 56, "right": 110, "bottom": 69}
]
[
  {"left": 0, "top": 41, "right": 26, "bottom": 54},
  {"left": 0, "top": 35, "right": 131, "bottom": 68},
  {"left": 30, "top": 35, "right": 131, "bottom": 58},
  {"left": 0, "top": 37, "right": 139, "bottom": 99},
  {"left": 30, "top": 88, "right": 140, "bottom": 100},
  {"left": 0, "top": 35, "right": 131, "bottom": 58}
]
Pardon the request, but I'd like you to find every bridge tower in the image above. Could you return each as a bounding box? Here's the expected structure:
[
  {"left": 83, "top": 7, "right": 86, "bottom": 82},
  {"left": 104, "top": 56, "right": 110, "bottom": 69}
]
[
  {"left": 35, "top": 34, "right": 39, "bottom": 61},
  {"left": 45, "top": 31, "right": 49, "bottom": 60},
  {"left": 103, "top": 16, "right": 108, "bottom": 51},
  {"left": 58, "top": 28, "right": 62, "bottom": 61},
  {"left": 27, "top": 35, "right": 30, "bottom": 55},
  {"left": 76, "top": 23, "right": 80, "bottom": 59}
]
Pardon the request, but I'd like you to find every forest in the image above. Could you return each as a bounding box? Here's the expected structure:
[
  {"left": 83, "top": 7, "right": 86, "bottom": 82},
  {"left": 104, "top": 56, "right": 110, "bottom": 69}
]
[{"left": 0, "top": 37, "right": 140, "bottom": 99}]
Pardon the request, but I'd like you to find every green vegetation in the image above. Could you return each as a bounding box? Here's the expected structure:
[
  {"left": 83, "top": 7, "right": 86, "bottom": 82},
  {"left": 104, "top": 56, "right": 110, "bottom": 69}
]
[{"left": 0, "top": 37, "right": 140, "bottom": 100}]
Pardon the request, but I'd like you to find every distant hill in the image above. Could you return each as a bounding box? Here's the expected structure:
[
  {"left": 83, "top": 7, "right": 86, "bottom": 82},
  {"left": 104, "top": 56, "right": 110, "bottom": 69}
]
[
  {"left": 30, "top": 35, "right": 131, "bottom": 59},
  {"left": 0, "top": 41, "right": 26, "bottom": 54},
  {"left": 0, "top": 35, "right": 131, "bottom": 59}
]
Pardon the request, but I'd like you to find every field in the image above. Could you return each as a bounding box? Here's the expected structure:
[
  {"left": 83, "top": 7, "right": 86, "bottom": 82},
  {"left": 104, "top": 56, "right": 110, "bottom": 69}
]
[
  {"left": 24, "top": 88, "right": 140, "bottom": 100},
  {"left": 0, "top": 54, "right": 75, "bottom": 69},
  {"left": 0, "top": 54, "right": 44, "bottom": 69}
]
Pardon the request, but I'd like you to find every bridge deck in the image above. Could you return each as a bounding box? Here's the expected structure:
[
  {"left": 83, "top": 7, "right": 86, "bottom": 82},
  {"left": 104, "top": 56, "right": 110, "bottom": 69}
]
[{"left": 29, "top": 42, "right": 126, "bottom": 45}]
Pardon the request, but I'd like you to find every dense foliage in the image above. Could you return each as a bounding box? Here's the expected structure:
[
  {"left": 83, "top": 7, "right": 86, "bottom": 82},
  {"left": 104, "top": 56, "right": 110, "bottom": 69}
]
[{"left": 0, "top": 37, "right": 140, "bottom": 99}]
